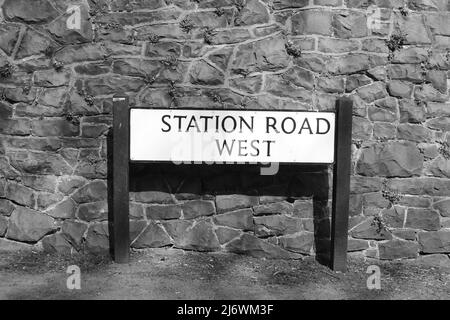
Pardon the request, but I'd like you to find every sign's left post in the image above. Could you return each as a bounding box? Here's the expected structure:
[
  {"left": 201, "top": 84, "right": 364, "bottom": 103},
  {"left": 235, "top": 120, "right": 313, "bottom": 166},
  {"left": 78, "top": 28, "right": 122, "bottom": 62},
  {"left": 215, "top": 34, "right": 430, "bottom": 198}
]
[{"left": 112, "top": 94, "right": 130, "bottom": 263}]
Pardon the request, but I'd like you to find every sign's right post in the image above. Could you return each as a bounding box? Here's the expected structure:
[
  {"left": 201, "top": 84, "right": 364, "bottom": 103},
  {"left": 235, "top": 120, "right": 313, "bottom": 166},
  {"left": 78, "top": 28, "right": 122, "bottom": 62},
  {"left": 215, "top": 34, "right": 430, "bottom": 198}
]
[{"left": 330, "top": 98, "right": 353, "bottom": 272}]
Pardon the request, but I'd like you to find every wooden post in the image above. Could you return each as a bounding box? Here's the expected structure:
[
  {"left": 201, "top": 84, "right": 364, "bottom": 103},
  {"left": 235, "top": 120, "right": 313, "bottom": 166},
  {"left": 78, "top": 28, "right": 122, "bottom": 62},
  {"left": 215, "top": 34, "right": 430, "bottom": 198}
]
[
  {"left": 112, "top": 94, "right": 130, "bottom": 263},
  {"left": 330, "top": 98, "right": 353, "bottom": 272}
]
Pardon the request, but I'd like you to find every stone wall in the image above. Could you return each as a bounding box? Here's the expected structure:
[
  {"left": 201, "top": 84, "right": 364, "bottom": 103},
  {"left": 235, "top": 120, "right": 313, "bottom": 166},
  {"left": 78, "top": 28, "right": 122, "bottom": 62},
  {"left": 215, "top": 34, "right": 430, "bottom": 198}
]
[{"left": 0, "top": 0, "right": 449, "bottom": 265}]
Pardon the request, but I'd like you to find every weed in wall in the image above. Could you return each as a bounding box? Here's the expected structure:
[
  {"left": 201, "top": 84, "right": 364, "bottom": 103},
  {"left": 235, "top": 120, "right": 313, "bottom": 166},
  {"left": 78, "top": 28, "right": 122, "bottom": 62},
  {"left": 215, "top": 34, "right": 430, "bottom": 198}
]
[
  {"left": 203, "top": 27, "right": 216, "bottom": 45},
  {"left": 381, "top": 180, "right": 403, "bottom": 205},
  {"left": 23, "top": 85, "right": 31, "bottom": 95},
  {"left": 386, "top": 32, "right": 407, "bottom": 60},
  {"left": 161, "top": 55, "right": 179, "bottom": 69},
  {"left": 89, "top": 0, "right": 108, "bottom": 17},
  {"left": 438, "top": 141, "right": 450, "bottom": 160},
  {"left": 179, "top": 17, "right": 195, "bottom": 33},
  {"left": 215, "top": 7, "right": 225, "bottom": 16},
  {"left": 371, "top": 214, "right": 386, "bottom": 234},
  {"left": 207, "top": 91, "right": 225, "bottom": 107},
  {"left": 233, "top": 0, "right": 246, "bottom": 11},
  {"left": 84, "top": 95, "right": 95, "bottom": 106},
  {"left": 235, "top": 68, "right": 251, "bottom": 78},
  {"left": 52, "top": 59, "right": 64, "bottom": 71},
  {"left": 285, "top": 40, "right": 302, "bottom": 58},
  {"left": 147, "top": 33, "right": 160, "bottom": 44},
  {"left": 168, "top": 80, "right": 179, "bottom": 107},
  {"left": 144, "top": 70, "right": 161, "bottom": 86},
  {"left": 64, "top": 113, "right": 80, "bottom": 126},
  {"left": 0, "top": 62, "right": 13, "bottom": 79},
  {"left": 352, "top": 139, "right": 363, "bottom": 148},
  {"left": 126, "top": 31, "right": 137, "bottom": 45},
  {"left": 398, "top": 6, "right": 409, "bottom": 17}
]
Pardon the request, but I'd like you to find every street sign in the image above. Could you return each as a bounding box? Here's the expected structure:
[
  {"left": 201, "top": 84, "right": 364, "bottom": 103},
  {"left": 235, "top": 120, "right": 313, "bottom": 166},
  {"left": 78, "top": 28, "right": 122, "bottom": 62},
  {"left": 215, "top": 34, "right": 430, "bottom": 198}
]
[{"left": 129, "top": 109, "right": 336, "bottom": 164}]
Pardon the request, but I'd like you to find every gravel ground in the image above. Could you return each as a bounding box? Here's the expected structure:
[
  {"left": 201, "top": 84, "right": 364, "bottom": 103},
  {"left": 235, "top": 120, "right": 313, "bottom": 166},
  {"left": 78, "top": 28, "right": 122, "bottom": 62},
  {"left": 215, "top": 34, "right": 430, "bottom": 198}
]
[{"left": 0, "top": 248, "right": 449, "bottom": 300}]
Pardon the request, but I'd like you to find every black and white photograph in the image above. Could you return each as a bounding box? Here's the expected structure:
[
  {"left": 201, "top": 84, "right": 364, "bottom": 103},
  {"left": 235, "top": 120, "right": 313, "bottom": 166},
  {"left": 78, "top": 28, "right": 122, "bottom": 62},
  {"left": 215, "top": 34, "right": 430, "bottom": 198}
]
[{"left": 0, "top": 0, "right": 449, "bottom": 308}]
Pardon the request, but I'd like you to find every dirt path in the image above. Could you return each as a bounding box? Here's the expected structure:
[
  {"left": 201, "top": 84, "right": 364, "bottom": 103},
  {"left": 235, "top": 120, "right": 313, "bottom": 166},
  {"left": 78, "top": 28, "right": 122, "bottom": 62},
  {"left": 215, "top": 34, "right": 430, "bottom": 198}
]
[{"left": 0, "top": 248, "right": 449, "bottom": 300}]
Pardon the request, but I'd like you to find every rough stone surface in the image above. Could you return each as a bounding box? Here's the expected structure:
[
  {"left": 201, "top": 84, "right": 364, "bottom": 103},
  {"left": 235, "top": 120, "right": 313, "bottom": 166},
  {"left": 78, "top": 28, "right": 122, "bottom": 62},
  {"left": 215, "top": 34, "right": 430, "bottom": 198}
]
[
  {"left": 418, "top": 231, "right": 450, "bottom": 253},
  {"left": 48, "top": 198, "right": 77, "bottom": 219},
  {"left": 405, "top": 208, "right": 441, "bottom": 231},
  {"left": 85, "top": 223, "right": 109, "bottom": 252},
  {"left": 253, "top": 202, "right": 293, "bottom": 216},
  {"left": 215, "top": 227, "right": 241, "bottom": 245},
  {"left": 0, "top": 216, "right": 8, "bottom": 237},
  {"left": 213, "top": 209, "right": 253, "bottom": 230},
  {"left": 61, "top": 220, "right": 87, "bottom": 250},
  {"left": 164, "top": 220, "right": 220, "bottom": 252},
  {"left": 45, "top": 3, "right": 93, "bottom": 44},
  {"left": 3, "top": 0, "right": 58, "bottom": 23},
  {"left": 0, "top": 199, "right": 15, "bottom": 217},
  {"left": 42, "top": 233, "right": 72, "bottom": 253},
  {"left": 77, "top": 201, "right": 108, "bottom": 222},
  {"left": 132, "top": 222, "right": 171, "bottom": 249},
  {"left": 379, "top": 240, "right": 419, "bottom": 260},
  {"left": 356, "top": 142, "right": 423, "bottom": 177},
  {"left": 189, "top": 60, "right": 224, "bottom": 85},
  {"left": 278, "top": 232, "right": 314, "bottom": 254},
  {"left": 254, "top": 215, "right": 303, "bottom": 237},
  {"left": 226, "top": 234, "right": 301, "bottom": 259},
  {"left": 231, "top": 36, "right": 290, "bottom": 75},
  {"left": 234, "top": 0, "right": 269, "bottom": 26},
  {"left": 215, "top": 195, "right": 258, "bottom": 213},
  {"left": 0, "top": 24, "right": 21, "bottom": 55},
  {"left": 6, "top": 207, "right": 56, "bottom": 243},
  {"left": 182, "top": 200, "right": 215, "bottom": 220},
  {"left": 0, "top": 0, "right": 448, "bottom": 266},
  {"left": 71, "top": 181, "right": 107, "bottom": 204},
  {"left": 146, "top": 205, "right": 181, "bottom": 220}
]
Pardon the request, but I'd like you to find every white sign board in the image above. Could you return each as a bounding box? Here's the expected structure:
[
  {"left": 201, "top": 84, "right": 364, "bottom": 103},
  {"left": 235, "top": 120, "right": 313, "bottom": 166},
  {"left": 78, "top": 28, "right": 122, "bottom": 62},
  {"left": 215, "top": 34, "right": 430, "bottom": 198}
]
[{"left": 129, "top": 109, "right": 335, "bottom": 164}]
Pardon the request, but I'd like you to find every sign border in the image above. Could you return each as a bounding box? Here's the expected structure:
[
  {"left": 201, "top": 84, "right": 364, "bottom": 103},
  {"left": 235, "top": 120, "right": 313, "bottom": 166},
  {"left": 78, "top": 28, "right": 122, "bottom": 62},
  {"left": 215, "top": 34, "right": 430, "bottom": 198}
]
[{"left": 128, "top": 107, "right": 337, "bottom": 165}]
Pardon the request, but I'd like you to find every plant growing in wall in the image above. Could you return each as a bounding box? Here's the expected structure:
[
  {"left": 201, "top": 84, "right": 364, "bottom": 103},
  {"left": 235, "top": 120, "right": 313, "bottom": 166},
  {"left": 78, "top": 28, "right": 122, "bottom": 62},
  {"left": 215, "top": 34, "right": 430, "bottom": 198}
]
[
  {"left": 352, "top": 139, "right": 363, "bottom": 148},
  {"left": 371, "top": 214, "right": 387, "bottom": 234},
  {"left": 179, "top": 17, "right": 195, "bottom": 33},
  {"left": 207, "top": 91, "right": 225, "bottom": 107},
  {"left": 233, "top": 0, "right": 246, "bottom": 11},
  {"left": 379, "top": 179, "right": 404, "bottom": 232},
  {"left": 167, "top": 80, "right": 180, "bottom": 107},
  {"left": 64, "top": 112, "right": 80, "bottom": 126},
  {"left": 381, "top": 180, "right": 403, "bottom": 205},
  {"left": 144, "top": 70, "right": 161, "bottom": 86},
  {"left": 161, "top": 55, "right": 179, "bottom": 70},
  {"left": 147, "top": 33, "right": 160, "bottom": 44},
  {"left": 285, "top": 40, "right": 302, "bottom": 58},
  {"left": 89, "top": 0, "right": 109, "bottom": 17},
  {"left": 126, "top": 30, "right": 138, "bottom": 45},
  {"left": 203, "top": 27, "right": 216, "bottom": 45},
  {"left": 215, "top": 7, "right": 225, "bottom": 16},
  {"left": 438, "top": 141, "right": 450, "bottom": 160},
  {"left": 52, "top": 59, "right": 64, "bottom": 71},
  {"left": 386, "top": 31, "right": 407, "bottom": 60},
  {"left": 84, "top": 94, "right": 95, "bottom": 106},
  {"left": 0, "top": 61, "right": 13, "bottom": 79},
  {"left": 398, "top": 5, "right": 409, "bottom": 17}
]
